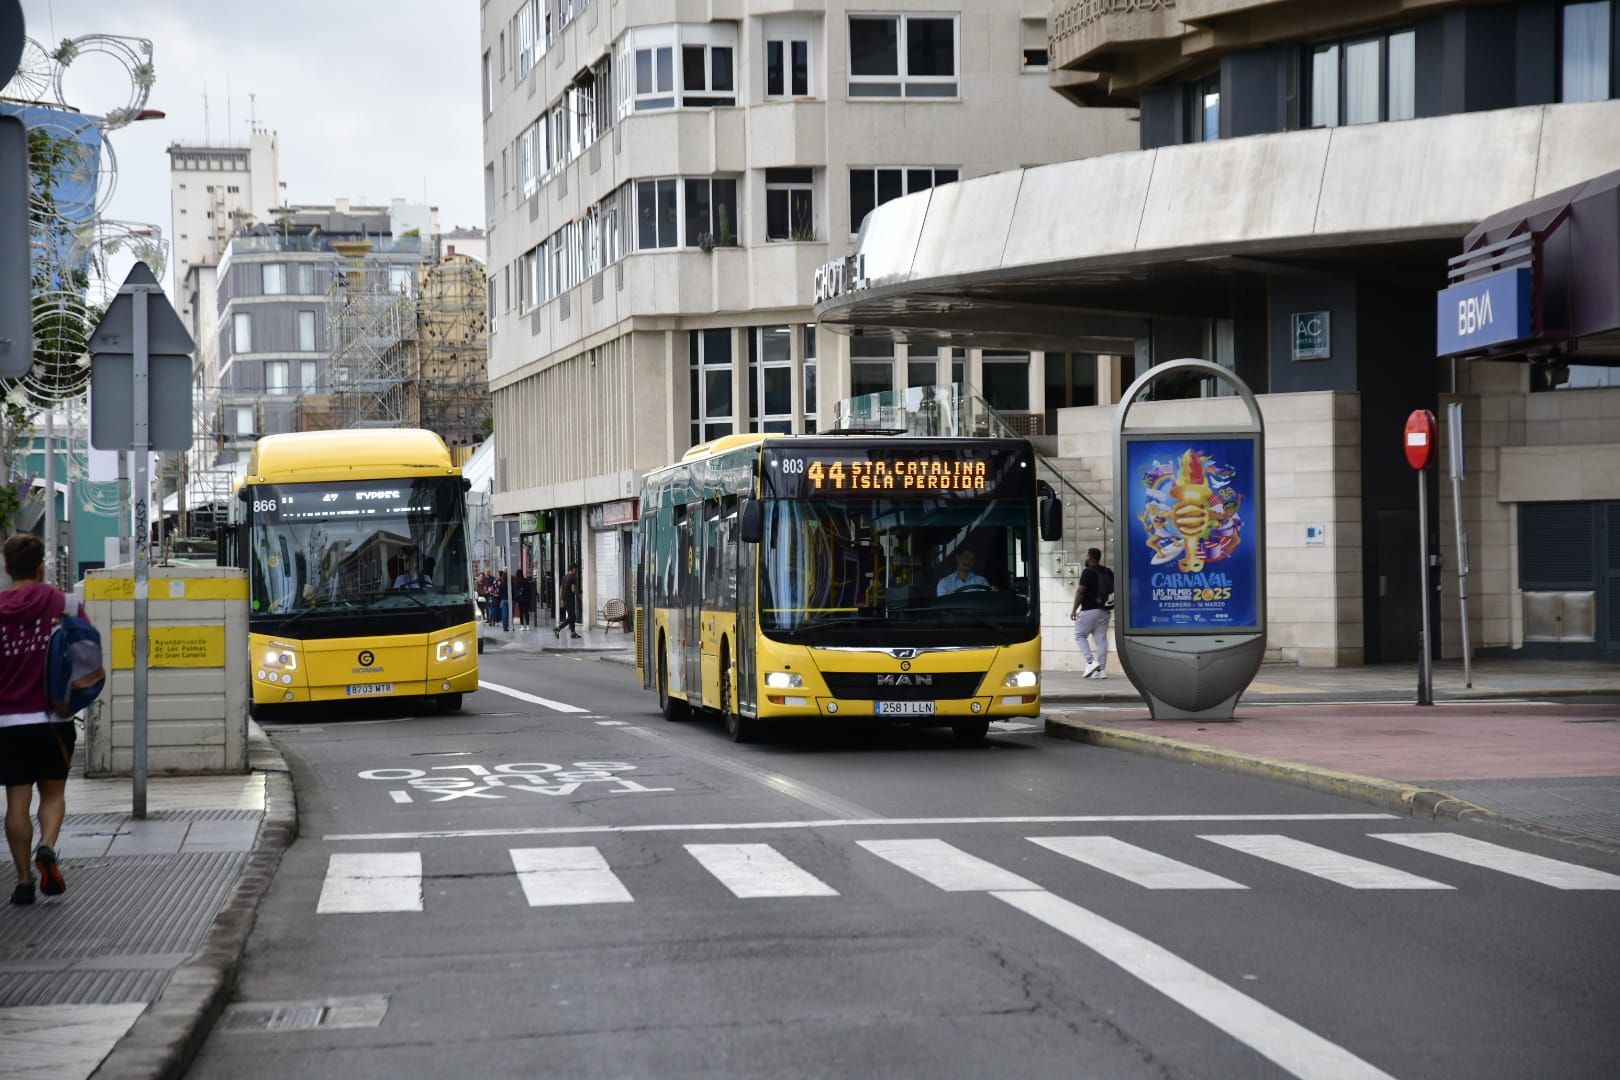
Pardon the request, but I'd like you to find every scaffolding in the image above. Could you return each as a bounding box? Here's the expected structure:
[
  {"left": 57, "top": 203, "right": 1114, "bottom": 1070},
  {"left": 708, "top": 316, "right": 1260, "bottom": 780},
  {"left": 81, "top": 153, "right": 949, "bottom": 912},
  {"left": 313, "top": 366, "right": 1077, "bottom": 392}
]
[{"left": 326, "top": 240, "right": 417, "bottom": 430}]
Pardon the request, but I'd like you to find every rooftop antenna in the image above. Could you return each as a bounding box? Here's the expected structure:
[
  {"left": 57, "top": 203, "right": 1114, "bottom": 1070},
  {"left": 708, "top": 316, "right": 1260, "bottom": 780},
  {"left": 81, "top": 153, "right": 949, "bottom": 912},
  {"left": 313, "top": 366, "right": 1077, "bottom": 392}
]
[
  {"left": 202, "top": 87, "right": 210, "bottom": 143},
  {"left": 249, "top": 92, "right": 257, "bottom": 131},
  {"left": 226, "top": 73, "right": 232, "bottom": 140}
]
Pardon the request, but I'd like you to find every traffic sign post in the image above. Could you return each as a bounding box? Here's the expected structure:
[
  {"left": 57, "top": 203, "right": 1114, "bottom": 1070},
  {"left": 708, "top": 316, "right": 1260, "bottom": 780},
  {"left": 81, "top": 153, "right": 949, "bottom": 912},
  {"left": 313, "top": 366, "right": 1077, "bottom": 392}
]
[
  {"left": 88, "top": 263, "right": 195, "bottom": 819},
  {"left": 0, "top": 114, "right": 30, "bottom": 379},
  {"left": 1447, "top": 402, "right": 1472, "bottom": 689},
  {"left": 1405, "top": 410, "right": 1438, "bottom": 706}
]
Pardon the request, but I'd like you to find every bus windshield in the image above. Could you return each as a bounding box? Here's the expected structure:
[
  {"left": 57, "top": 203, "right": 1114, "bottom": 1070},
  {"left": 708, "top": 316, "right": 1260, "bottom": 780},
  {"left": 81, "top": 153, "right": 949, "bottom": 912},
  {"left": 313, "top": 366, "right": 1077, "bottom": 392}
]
[
  {"left": 246, "top": 477, "right": 473, "bottom": 628},
  {"left": 758, "top": 496, "right": 1038, "bottom": 646}
]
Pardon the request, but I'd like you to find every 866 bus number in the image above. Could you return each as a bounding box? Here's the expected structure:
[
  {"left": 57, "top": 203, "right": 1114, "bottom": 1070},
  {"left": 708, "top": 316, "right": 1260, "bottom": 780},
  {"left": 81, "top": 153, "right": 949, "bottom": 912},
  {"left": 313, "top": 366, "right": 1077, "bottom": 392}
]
[{"left": 251, "top": 499, "right": 278, "bottom": 513}]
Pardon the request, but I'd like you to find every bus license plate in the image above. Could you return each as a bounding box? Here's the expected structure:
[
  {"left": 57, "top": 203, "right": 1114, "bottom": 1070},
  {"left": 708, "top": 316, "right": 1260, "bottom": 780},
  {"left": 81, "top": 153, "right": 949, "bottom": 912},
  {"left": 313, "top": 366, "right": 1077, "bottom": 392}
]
[
  {"left": 347, "top": 683, "right": 394, "bottom": 697},
  {"left": 875, "top": 701, "right": 935, "bottom": 716}
]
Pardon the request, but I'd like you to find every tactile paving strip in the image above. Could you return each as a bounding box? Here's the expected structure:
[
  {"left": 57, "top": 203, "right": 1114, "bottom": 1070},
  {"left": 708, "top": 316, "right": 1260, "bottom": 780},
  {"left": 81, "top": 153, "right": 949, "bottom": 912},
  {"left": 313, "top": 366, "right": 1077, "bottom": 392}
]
[
  {"left": 0, "top": 968, "right": 171, "bottom": 1007},
  {"left": 63, "top": 809, "right": 262, "bottom": 826},
  {"left": 0, "top": 852, "right": 244, "bottom": 965}
]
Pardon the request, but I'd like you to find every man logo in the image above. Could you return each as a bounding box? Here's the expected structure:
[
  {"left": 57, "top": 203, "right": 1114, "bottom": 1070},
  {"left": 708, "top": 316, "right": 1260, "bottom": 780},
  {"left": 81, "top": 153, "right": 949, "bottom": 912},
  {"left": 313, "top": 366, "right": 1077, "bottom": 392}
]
[
  {"left": 877, "top": 673, "right": 933, "bottom": 687},
  {"left": 358, "top": 650, "right": 375, "bottom": 667}
]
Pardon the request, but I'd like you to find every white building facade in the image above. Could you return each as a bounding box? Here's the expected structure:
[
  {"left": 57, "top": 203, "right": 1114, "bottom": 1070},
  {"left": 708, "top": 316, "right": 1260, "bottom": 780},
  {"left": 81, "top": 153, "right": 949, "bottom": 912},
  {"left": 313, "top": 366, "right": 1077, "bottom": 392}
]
[{"left": 480, "top": 0, "right": 1134, "bottom": 623}]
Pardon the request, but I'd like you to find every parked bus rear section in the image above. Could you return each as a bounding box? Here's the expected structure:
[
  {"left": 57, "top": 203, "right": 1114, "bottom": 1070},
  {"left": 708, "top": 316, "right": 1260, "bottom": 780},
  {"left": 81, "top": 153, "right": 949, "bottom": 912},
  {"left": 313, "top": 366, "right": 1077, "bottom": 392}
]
[
  {"left": 221, "top": 428, "right": 480, "bottom": 715},
  {"left": 635, "top": 433, "right": 1061, "bottom": 743}
]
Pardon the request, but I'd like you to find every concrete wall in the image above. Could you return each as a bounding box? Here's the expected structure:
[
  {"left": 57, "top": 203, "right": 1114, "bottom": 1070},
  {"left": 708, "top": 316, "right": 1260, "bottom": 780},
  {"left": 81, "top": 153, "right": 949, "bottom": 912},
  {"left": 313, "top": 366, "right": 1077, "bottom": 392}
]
[
  {"left": 1053, "top": 390, "right": 1363, "bottom": 668},
  {"left": 1437, "top": 361, "right": 1620, "bottom": 657}
]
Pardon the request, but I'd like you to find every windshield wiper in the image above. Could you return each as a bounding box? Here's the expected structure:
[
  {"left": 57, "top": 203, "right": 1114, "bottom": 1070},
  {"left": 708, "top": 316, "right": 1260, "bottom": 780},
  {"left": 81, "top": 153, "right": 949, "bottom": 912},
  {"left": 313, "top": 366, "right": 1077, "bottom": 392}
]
[
  {"left": 777, "top": 613, "right": 889, "bottom": 638},
  {"left": 366, "top": 588, "right": 453, "bottom": 628}
]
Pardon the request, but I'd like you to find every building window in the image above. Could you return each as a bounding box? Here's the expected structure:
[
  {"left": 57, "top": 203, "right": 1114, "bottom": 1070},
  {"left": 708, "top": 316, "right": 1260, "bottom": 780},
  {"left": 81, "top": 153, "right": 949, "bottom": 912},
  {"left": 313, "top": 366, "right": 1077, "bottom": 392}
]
[
  {"left": 299, "top": 360, "right": 318, "bottom": 394},
  {"left": 634, "top": 43, "right": 675, "bottom": 110},
  {"left": 849, "top": 14, "right": 959, "bottom": 98},
  {"left": 298, "top": 310, "right": 317, "bottom": 351},
  {"left": 389, "top": 266, "right": 415, "bottom": 296},
  {"left": 802, "top": 324, "right": 818, "bottom": 433},
  {"left": 682, "top": 43, "right": 735, "bottom": 106},
  {"left": 1562, "top": 1, "right": 1613, "bottom": 102},
  {"left": 233, "top": 311, "right": 252, "bottom": 353},
  {"left": 516, "top": 0, "right": 535, "bottom": 78},
  {"left": 766, "top": 37, "right": 811, "bottom": 97},
  {"left": 689, "top": 329, "right": 734, "bottom": 445},
  {"left": 765, "top": 168, "right": 815, "bottom": 242},
  {"left": 981, "top": 350, "right": 1031, "bottom": 412},
  {"left": 636, "top": 178, "right": 679, "bottom": 249},
  {"left": 1531, "top": 360, "right": 1620, "bottom": 391},
  {"left": 849, "top": 337, "right": 894, "bottom": 400},
  {"left": 1186, "top": 75, "right": 1220, "bottom": 141},
  {"left": 265, "top": 361, "right": 289, "bottom": 396},
  {"left": 1020, "top": 18, "right": 1049, "bottom": 72},
  {"left": 261, "top": 263, "right": 286, "bottom": 295},
  {"left": 234, "top": 407, "right": 254, "bottom": 436},
  {"left": 592, "top": 55, "right": 615, "bottom": 134},
  {"left": 849, "top": 166, "right": 958, "bottom": 235},
  {"left": 683, "top": 178, "right": 739, "bottom": 247},
  {"left": 482, "top": 50, "right": 492, "bottom": 116},
  {"left": 748, "top": 325, "right": 794, "bottom": 434},
  {"left": 1311, "top": 29, "right": 1416, "bottom": 126}
]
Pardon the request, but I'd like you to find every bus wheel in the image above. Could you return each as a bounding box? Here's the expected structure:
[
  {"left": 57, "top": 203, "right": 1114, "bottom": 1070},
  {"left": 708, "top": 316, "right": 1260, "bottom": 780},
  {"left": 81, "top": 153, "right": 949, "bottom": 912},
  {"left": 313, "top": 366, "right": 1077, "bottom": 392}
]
[
  {"left": 658, "top": 641, "right": 688, "bottom": 722},
  {"left": 438, "top": 694, "right": 463, "bottom": 712},
  {"left": 721, "top": 645, "right": 755, "bottom": 743},
  {"left": 952, "top": 719, "right": 990, "bottom": 745}
]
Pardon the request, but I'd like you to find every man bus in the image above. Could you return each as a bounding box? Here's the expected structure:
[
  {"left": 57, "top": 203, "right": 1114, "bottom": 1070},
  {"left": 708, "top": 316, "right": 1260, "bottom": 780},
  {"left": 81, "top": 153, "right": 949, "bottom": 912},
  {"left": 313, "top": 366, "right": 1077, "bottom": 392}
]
[
  {"left": 222, "top": 429, "right": 479, "bottom": 715},
  {"left": 635, "top": 433, "right": 1060, "bottom": 743}
]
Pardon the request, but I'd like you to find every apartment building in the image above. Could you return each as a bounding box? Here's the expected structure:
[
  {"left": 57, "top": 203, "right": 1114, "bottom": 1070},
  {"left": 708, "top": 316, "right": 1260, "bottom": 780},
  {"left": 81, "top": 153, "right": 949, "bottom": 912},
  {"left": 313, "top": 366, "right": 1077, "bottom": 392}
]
[
  {"left": 818, "top": 0, "right": 1620, "bottom": 662},
  {"left": 480, "top": 0, "right": 1135, "bottom": 622}
]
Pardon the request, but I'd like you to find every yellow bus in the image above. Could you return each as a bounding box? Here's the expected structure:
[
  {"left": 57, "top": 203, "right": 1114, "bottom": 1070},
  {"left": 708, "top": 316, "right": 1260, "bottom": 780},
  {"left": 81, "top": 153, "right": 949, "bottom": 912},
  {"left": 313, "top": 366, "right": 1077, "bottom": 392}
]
[
  {"left": 635, "top": 433, "right": 1061, "bottom": 743},
  {"left": 222, "top": 429, "right": 480, "bottom": 715}
]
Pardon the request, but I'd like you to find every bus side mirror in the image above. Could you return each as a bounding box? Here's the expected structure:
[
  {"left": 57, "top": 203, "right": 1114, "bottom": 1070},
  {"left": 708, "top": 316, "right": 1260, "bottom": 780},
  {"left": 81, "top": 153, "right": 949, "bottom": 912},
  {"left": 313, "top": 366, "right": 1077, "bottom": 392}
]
[
  {"left": 1040, "top": 497, "right": 1063, "bottom": 542},
  {"left": 739, "top": 499, "right": 763, "bottom": 544}
]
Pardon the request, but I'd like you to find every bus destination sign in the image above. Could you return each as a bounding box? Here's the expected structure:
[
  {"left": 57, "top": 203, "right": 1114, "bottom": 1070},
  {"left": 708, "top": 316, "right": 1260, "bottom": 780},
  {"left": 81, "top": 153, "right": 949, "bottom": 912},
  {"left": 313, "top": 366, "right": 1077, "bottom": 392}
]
[
  {"left": 763, "top": 445, "right": 1030, "bottom": 500},
  {"left": 247, "top": 481, "right": 435, "bottom": 521}
]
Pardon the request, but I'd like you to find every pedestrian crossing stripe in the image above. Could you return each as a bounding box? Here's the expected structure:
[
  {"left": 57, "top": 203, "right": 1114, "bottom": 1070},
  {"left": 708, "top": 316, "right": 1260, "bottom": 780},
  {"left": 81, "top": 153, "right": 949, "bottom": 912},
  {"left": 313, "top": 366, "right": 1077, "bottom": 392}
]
[{"left": 313, "top": 833, "right": 1620, "bottom": 913}]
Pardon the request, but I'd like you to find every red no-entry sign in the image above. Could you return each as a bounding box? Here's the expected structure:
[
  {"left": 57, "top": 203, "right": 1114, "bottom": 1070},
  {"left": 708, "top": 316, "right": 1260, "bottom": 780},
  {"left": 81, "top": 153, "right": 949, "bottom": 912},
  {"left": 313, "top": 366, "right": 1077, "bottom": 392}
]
[{"left": 1404, "top": 410, "right": 1437, "bottom": 470}]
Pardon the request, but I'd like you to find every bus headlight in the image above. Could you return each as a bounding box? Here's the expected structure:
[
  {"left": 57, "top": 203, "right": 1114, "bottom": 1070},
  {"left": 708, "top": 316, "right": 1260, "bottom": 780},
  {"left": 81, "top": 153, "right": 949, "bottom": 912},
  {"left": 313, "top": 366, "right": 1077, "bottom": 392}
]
[
  {"left": 764, "top": 671, "right": 803, "bottom": 689},
  {"left": 436, "top": 637, "right": 471, "bottom": 662},
  {"left": 262, "top": 648, "right": 296, "bottom": 671},
  {"left": 1003, "top": 670, "right": 1038, "bottom": 688}
]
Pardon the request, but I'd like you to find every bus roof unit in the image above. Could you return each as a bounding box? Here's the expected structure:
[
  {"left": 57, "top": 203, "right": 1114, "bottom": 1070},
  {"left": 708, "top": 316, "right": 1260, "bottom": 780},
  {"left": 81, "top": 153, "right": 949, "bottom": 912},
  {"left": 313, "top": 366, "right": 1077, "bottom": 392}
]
[{"left": 247, "top": 429, "right": 460, "bottom": 484}]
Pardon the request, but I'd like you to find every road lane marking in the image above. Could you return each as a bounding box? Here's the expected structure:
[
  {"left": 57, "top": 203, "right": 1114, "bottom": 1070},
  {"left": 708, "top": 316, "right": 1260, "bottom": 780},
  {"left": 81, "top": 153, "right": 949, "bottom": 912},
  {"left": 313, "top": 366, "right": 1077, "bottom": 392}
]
[
  {"left": 595, "top": 720, "right": 629, "bottom": 726},
  {"left": 1204, "top": 835, "right": 1452, "bottom": 890},
  {"left": 858, "top": 838, "right": 1040, "bottom": 892},
  {"left": 686, "top": 843, "right": 839, "bottom": 898},
  {"left": 995, "top": 890, "right": 1397, "bottom": 1080},
  {"left": 478, "top": 680, "right": 589, "bottom": 713},
  {"left": 617, "top": 724, "right": 879, "bottom": 819},
  {"left": 1030, "top": 836, "right": 1247, "bottom": 890},
  {"left": 323, "top": 813, "right": 1397, "bottom": 842},
  {"left": 317, "top": 853, "right": 422, "bottom": 914},
  {"left": 510, "top": 847, "right": 635, "bottom": 906},
  {"left": 1372, "top": 833, "right": 1620, "bottom": 890},
  {"left": 388, "top": 791, "right": 412, "bottom": 804}
]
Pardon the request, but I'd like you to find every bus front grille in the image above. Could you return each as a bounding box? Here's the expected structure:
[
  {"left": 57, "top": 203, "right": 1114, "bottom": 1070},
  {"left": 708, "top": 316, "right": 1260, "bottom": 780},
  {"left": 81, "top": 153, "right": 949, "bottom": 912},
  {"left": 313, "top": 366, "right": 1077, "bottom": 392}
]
[{"left": 819, "top": 672, "right": 986, "bottom": 701}]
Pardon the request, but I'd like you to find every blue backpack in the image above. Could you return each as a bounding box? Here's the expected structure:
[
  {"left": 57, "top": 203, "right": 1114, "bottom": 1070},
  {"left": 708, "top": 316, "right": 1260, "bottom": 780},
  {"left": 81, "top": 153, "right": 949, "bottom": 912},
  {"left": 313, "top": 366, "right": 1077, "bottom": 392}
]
[{"left": 47, "top": 614, "right": 107, "bottom": 719}]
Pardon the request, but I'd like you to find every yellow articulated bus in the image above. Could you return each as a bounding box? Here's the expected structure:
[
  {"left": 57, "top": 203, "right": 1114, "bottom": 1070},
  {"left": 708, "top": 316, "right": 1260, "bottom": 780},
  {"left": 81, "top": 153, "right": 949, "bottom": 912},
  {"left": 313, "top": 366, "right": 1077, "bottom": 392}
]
[
  {"left": 635, "top": 433, "right": 1062, "bottom": 743},
  {"left": 221, "top": 429, "right": 479, "bottom": 715}
]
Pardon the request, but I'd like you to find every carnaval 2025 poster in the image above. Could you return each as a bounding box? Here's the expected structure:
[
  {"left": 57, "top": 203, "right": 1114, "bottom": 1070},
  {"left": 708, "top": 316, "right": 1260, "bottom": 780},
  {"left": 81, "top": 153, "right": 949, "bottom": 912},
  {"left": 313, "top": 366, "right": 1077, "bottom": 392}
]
[{"left": 1125, "top": 437, "right": 1260, "bottom": 632}]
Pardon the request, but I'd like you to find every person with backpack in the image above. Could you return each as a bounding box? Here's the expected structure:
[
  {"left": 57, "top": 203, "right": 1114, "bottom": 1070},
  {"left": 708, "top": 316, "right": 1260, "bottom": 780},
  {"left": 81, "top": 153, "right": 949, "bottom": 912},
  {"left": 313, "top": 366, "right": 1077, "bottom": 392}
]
[
  {"left": 1, "top": 534, "right": 90, "bottom": 904},
  {"left": 1069, "top": 546, "right": 1114, "bottom": 680}
]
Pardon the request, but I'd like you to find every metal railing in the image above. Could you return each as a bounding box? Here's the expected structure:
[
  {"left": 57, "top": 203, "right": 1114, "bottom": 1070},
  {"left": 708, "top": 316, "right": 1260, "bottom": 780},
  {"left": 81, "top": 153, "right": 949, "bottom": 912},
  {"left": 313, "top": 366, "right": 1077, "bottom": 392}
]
[{"left": 834, "top": 383, "right": 1113, "bottom": 560}]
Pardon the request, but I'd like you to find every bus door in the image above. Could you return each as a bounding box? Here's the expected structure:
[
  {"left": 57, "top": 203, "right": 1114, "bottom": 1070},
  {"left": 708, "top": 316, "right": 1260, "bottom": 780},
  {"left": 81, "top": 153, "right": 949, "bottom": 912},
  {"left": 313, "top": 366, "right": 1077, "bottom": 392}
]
[{"left": 677, "top": 503, "right": 702, "bottom": 705}]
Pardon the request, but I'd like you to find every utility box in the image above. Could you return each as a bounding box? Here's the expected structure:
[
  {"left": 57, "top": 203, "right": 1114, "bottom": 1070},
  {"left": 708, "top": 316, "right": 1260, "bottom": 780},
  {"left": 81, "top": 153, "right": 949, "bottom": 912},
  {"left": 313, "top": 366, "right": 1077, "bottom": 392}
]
[{"left": 82, "top": 564, "right": 250, "bottom": 776}]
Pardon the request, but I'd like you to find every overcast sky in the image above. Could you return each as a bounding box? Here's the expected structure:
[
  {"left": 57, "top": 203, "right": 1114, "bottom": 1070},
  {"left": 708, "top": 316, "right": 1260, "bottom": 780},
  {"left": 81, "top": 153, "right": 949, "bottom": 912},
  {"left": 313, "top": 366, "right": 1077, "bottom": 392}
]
[{"left": 16, "top": 0, "right": 484, "bottom": 293}]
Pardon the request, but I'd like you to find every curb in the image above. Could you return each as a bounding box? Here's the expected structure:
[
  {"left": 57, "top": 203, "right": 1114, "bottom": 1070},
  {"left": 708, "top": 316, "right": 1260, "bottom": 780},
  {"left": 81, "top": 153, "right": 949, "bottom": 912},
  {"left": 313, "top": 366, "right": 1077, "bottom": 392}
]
[
  {"left": 1045, "top": 716, "right": 1620, "bottom": 857},
  {"left": 90, "top": 728, "right": 300, "bottom": 1080},
  {"left": 1039, "top": 686, "right": 1620, "bottom": 707}
]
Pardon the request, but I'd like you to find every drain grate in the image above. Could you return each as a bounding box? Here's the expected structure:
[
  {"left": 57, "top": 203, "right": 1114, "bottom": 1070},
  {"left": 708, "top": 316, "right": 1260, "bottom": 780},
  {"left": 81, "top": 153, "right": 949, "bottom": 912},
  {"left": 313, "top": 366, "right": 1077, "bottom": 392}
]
[{"left": 219, "top": 994, "right": 389, "bottom": 1033}]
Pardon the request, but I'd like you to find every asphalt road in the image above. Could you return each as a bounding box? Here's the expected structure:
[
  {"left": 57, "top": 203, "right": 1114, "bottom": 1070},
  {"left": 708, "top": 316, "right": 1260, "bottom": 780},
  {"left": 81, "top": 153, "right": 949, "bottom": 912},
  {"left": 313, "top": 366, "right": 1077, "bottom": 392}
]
[{"left": 186, "top": 649, "right": 1620, "bottom": 1080}]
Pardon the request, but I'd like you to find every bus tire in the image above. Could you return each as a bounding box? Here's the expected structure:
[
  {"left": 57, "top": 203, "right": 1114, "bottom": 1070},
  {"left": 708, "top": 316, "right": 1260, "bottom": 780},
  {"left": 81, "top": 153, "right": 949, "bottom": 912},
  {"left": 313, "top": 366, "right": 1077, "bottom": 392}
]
[
  {"left": 658, "top": 639, "right": 688, "bottom": 722},
  {"left": 438, "top": 693, "right": 463, "bottom": 712},
  {"left": 952, "top": 719, "right": 990, "bottom": 745},
  {"left": 720, "top": 643, "right": 756, "bottom": 743}
]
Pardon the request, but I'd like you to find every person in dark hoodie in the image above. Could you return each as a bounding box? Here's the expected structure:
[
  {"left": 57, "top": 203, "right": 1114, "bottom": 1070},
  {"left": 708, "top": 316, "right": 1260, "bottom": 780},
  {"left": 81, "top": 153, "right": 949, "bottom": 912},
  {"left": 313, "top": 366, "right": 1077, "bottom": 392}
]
[{"left": 0, "top": 534, "right": 75, "bottom": 905}]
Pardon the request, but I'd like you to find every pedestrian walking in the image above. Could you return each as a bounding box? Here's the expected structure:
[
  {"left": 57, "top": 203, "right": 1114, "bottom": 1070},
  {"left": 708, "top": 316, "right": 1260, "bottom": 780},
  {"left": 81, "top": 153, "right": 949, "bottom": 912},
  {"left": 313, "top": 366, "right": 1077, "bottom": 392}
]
[
  {"left": 1, "top": 535, "right": 77, "bottom": 906},
  {"left": 487, "top": 574, "right": 504, "bottom": 628},
  {"left": 555, "top": 561, "right": 582, "bottom": 639},
  {"left": 510, "top": 569, "right": 526, "bottom": 629},
  {"left": 1069, "top": 547, "right": 1114, "bottom": 680}
]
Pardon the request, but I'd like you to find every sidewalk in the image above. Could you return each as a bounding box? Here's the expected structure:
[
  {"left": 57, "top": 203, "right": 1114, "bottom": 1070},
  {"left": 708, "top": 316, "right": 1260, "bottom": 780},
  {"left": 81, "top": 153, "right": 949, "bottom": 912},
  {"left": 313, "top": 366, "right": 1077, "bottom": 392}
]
[
  {"left": 1049, "top": 688, "right": 1620, "bottom": 852},
  {"left": 481, "top": 619, "right": 634, "bottom": 662},
  {"left": 0, "top": 723, "right": 296, "bottom": 1080}
]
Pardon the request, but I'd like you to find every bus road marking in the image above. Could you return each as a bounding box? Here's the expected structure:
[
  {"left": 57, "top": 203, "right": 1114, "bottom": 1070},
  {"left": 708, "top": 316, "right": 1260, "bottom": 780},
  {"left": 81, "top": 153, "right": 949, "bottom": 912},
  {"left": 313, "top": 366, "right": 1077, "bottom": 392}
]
[
  {"left": 478, "top": 680, "right": 589, "bottom": 713},
  {"left": 358, "top": 761, "right": 674, "bottom": 803}
]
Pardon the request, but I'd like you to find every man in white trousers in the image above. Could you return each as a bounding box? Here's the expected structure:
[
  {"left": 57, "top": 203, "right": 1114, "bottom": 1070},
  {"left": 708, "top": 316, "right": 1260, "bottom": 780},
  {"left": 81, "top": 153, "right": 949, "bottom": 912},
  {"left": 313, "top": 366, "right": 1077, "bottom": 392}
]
[{"left": 1069, "top": 547, "right": 1111, "bottom": 679}]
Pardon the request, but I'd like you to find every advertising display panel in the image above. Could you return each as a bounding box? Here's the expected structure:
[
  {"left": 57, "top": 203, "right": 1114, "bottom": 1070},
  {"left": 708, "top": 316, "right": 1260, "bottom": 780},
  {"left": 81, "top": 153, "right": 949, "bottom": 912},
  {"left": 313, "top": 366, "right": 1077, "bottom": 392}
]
[{"left": 1123, "top": 436, "right": 1261, "bottom": 634}]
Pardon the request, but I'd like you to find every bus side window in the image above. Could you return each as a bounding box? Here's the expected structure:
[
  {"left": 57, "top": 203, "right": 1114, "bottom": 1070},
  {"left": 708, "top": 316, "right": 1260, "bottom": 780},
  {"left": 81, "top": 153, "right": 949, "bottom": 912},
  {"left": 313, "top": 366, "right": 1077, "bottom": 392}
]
[
  {"left": 674, "top": 504, "right": 693, "bottom": 607},
  {"left": 703, "top": 498, "right": 722, "bottom": 608},
  {"left": 719, "top": 496, "right": 738, "bottom": 610}
]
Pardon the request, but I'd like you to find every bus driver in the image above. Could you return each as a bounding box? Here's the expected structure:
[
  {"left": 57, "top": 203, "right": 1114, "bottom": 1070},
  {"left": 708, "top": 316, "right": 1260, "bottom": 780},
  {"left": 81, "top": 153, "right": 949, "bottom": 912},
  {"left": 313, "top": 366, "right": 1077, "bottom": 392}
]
[{"left": 936, "top": 548, "right": 990, "bottom": 596}]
